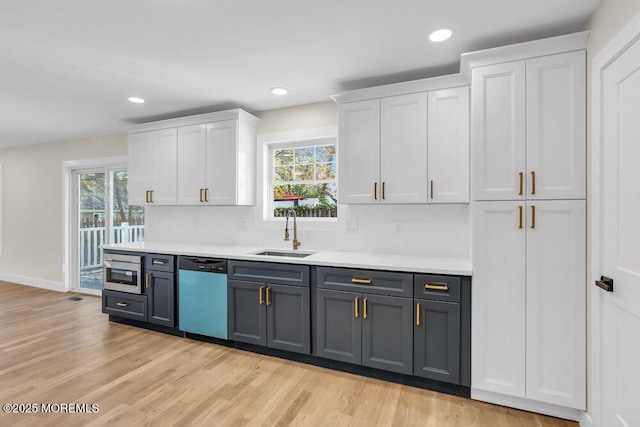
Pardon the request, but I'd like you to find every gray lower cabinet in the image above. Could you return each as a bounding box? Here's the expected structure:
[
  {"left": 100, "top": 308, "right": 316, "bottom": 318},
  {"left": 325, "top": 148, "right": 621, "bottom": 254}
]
[
  {"left": 146, "top": 254, "right": 176, "bottom": 328},
  {"left": 414, "top": 299, "right": 460, "bottom": 383},
  {"left": 228, "top": 279, "right": 311, "bottom": 354},
  {"left": 315, "top": 288, "right": 413, "bottom": 375},
  {"left": 361, "top": 294, "right": 413, "bottom": 374},
  {"left": 103, "top": 290, "right": 148, "bottom": 322},
  {"left": 146, "top": 270, "right": 176, "bottom": 327},
  {"left": 228, "top": 280, "right": 266, "bottom": 346},
  {"left": 315, "top": 289, "right": 361, "bottom": 364}
]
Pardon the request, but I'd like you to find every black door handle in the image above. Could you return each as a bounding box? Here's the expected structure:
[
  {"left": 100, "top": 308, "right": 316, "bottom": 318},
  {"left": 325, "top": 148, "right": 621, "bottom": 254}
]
[{"left": 596, "top": 276, "right": 614, "bottom": 292}]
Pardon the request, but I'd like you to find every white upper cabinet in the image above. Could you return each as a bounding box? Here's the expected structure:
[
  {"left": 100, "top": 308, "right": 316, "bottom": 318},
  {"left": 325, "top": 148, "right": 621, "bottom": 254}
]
[
  {"left": 340, "top": 93, "right": 429, "bottom": 205},
  {"left": 338, "top": 99, "right": 381, "bottom": 204},
  {"left": 472, "top": 51, "right": 586, "bottom": 201},
  {"left": 472, "top": 61, "right": 526, "bottom": 201},
  {"left": 206, "top": 119, "right": 255, "bottom": 206},
  {"left": 336, "top": 75, "right": 469, "bottom": 205},
  {"left": 526, "top": 52, "right": 586, "bottom": 200},
  {"left": 177, "top": 124, "right": 207, "bottom": 205},
  {"left": 427, "top": 87, "right": 470, "bottom": 203},
  {"left": 129, "top": 109, "right": 258, "bottom": 207},
  {"left": 380, "top": 92, "right": 428, "bottom": 203},
  {"left": 128, "top": 128, "right": 178, "bottom": 206}
]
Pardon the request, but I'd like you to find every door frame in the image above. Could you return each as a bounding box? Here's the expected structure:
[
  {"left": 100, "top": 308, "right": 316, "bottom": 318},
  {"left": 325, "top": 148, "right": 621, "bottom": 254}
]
[
  {"left": 589, "top": 11, "right": 640, "bottom": 427},
  {"left": 63, "top": 156, "right": 127, "bottom": 293}
]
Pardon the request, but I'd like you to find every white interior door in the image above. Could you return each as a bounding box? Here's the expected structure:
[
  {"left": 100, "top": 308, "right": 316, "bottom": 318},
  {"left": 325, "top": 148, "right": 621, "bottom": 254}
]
[{"left": 599, "top": 33, "right": 640, "bottom": 427}]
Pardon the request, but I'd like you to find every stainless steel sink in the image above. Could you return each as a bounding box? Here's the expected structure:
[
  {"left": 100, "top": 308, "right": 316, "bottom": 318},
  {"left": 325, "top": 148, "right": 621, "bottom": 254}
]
[{"left": 252, "top": 250, "right": 315, "bottom": 258}]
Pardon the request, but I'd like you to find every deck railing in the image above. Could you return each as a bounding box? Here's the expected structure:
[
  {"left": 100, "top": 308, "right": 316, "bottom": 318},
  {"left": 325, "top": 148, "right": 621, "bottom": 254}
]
[{"left": 80, "top": 225, "right": 144, "bottom": 270}]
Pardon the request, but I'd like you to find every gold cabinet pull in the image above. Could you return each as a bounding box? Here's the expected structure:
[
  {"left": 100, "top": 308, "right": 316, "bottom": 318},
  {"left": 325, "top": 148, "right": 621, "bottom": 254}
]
[
  {"left": 531, "top": 171, "right": 536, "bottom": 195},
  {"left": 430, "top": 180, "right": 434, "bottom": 199},
  {"left": 374, "top": 182, "right": 377, "bottom": 200},
  {"left": 266, "top": 287, "right": 271, "bottom": 306},
  {"left": 363, "top": 297, "right": 368, "bottom": 319},
  {"left": 116, "top": 302, "right": 128, "bottom": 308},
  {"left": 145, "top": 190, "right": 150, "bottom": 203},
  {"left": 354, "top": 297, "right": 359, "bottom": 318},
  {"left": 424, "top": 282, "right": 449, "bottom": 291},
  {"left": 518, "top": 205, "right": 523, "bottom": 229},
  {"left": 519, "top": 172, "right": 524, "bottom": 195},
  {"left": 145, "top": 273, "right": 151, "bottom": 289},
  {"left": 199, "top": 188, "right": 204, "bottom": 202},
  {"left": 416, "top": 303, "right": 420, "bottom": 326},
  {"left": 351, "top": 277, "right": 372, "bottom": 284},
  {"left": 531, "top": 205, "right": 536, "bottom": 229},
  {"left": 259, "top": 286, "right": 264, "bottom": 305},
  {"left": 204, "top": 188, "right": 209, "bottom": 202},
  {"left": 148, "top": 190, "right": 154, "bottom": 203},
  {"left": 382, "top": 182, "right": 386, "bottom": 200}
]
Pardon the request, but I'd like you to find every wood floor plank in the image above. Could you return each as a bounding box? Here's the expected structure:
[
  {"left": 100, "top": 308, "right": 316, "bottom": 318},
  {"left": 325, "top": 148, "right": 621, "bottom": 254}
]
[{"left": 0, "top": 281, "right": 578, "bottom": 427}]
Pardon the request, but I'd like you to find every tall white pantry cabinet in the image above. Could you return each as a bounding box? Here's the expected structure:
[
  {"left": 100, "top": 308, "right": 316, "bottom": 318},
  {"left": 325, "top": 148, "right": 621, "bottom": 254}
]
[{"left": 469, "top": 37, "right": 587, "bottom": 415}]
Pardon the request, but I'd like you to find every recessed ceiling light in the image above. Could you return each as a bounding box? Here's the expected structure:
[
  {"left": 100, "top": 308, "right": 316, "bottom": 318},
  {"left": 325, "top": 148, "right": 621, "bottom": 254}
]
[
  {"left": 128, "top": 97, "right": 145, "bottom": 104},
  {"left": 270, "top": 87, "right": 288, "bottom": 96},
  {"left": 429, "top": 29, "right": 453, "bottom": 42}
]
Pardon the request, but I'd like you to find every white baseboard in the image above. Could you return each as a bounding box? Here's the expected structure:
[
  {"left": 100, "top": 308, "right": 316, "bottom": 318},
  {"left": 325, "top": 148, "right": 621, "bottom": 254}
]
[
  {"left": 0, "top": 272, "right": 66, "bottom": 293},
  {"left": 579, "top": 411, "right": 593, "bottom": 427},
  {"left": 471, "top": 388, "right": 582, "bottom": 422}
]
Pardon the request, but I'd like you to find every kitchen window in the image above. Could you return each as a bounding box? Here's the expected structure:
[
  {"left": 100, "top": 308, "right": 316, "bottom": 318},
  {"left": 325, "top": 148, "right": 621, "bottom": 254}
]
[{"left": 262, "top": 129, "right": 338, "bottom": 221}]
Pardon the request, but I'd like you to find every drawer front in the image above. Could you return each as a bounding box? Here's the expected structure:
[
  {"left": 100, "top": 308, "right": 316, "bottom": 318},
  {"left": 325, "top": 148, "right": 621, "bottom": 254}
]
[
  {"left": 414, "top": 274, "right": 461, "bottom": 302},
  {"left": 103, "top": 290, "right": 148, "bottom": 322},
  {"left": 317, "top": 267, "right": 413, "bottom": 297},
  {"left": 228, "top": 261, "right": 310, "bottom": 287},
  {"left": 146, "top": 254, "right": 175, "bottom": 272}
]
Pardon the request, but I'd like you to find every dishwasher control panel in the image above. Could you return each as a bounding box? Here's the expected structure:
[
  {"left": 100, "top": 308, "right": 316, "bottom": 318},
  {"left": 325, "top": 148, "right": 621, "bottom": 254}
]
[{"left": 178, "top": 257, "right": 227, "bottom": 274}]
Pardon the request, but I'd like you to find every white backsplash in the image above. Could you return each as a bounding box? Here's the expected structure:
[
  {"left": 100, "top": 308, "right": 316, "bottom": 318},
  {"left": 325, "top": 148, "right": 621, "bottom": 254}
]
[{"left": 144, "top": 204, "right": 470, "bottom": 259}]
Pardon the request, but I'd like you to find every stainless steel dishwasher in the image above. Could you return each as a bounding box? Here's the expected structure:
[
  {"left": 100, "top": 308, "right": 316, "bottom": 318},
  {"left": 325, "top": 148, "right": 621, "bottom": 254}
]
[{"left": 178, "top": 257, "right": 228, "bottom": 339}]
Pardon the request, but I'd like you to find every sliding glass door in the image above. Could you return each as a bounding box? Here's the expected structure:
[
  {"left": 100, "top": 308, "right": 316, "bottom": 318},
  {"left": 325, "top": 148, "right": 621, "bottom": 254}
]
[{"left": 73, "top": 166, "right": 144, "bottom": 293}]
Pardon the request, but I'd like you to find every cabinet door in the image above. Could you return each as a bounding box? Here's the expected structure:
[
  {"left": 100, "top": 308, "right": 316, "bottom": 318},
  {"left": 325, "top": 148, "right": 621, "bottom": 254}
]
[
  {"left": 228, "top": 280, "right": 266, "bottom": 346},
  {"left": 315, "top": 289, "right": 361, "bottom": 364},
  {"left": 380, "top": 92, "right": 428, "bottom": 203},
  {"left": 177, "top": 124, "right": 207, "bottom": 205},
  {"left": 338, "top": 100, "right": 381, "bottom": 204},
  {"left": 361, "top": 294, "right": 413, "bottom": 375},
  {"left": 147, "top": 271, "right": 175, "bottom": 327},
  {"left": 414, "top": 299, "right": 460, "bottom": 383},
  {"left": 427, "top": 87, "right": 470, "bottom": 203},
  {"left": 266, "top": 284, "right": 310, "bottom": 355},
  {"left": 472, "top": 62, "right": 526, "bottom": 201},
  {"left": 128, "top": 132, "right": 154, "bottom": 206},
  {"left": 472, "top": 201, "right": 526, "bottom": 397},
  {"left": 149, "top": 128, "right": 178, "bottom": 205},
  {"left": 526, "top": 51, "right": 586, "bottom": 200},
  {"left": 206, "top": 120, "right": 238, "bottom": 205},
  {"left": 525, "top": 200, "right": 586, "bottom": 409}
]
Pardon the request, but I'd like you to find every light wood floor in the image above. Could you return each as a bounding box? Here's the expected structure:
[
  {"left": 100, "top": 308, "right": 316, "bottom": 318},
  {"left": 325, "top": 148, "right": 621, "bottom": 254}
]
[{"left": 0, "top": 281, "right": 577, "bottom": 427}]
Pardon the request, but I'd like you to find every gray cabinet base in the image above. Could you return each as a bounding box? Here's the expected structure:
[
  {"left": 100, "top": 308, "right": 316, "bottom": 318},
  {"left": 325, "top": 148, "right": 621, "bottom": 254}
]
[
  {"left": 234, "top": 341, "right": 470, "bottom": 399},
  {"left": 108, "top": 315, "right": 184, "bottom": 337}
]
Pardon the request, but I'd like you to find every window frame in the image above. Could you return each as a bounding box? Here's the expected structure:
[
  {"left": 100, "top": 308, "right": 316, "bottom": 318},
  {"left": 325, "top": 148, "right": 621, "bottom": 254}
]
[{"left": 256, "top": 127, "right": 343, "bottom": 229}]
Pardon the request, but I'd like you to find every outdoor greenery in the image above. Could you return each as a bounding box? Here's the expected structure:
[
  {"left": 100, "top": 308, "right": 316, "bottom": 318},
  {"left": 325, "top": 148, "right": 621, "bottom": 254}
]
[
  {"left": 272, "top": 143, "right": 338, "bottom": 218},
  {"left": 80, "top": 171, "right": 144, "bottom": 226}
]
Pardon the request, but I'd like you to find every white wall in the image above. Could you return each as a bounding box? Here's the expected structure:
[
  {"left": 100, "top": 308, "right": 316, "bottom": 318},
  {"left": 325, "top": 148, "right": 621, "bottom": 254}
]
[
  {"left": 0, "top": 134, "right": 127, "bottom": 289},
  {"left": 144, "top": 101, "right": 471, "bottom": 259}
]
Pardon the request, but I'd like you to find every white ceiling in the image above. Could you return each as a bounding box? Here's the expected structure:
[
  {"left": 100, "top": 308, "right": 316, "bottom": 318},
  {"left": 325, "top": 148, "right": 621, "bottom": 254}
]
[{"left": 0, "top": 0, "right": 599, "bottom": 148}]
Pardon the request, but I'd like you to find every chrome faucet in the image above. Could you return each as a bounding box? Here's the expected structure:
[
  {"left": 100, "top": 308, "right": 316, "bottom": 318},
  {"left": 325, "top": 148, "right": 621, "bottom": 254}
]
[{"left": 284, "top": 210, "right": 301, "bottom": 250}]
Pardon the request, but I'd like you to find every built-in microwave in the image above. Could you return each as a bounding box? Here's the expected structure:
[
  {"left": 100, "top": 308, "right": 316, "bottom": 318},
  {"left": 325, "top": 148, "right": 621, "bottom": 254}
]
[{"left": 103, "top": 252, "right": 143, "bottom": 294}]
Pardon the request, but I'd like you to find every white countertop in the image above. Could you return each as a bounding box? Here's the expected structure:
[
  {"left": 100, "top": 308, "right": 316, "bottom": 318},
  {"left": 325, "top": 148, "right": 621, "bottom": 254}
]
[{"left": 103, "top": 241, "right": 472, "bottom": 276}]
